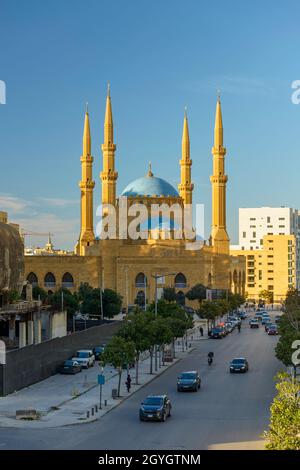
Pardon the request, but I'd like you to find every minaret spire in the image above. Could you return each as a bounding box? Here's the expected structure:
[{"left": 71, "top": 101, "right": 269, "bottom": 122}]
[
  {"left": 78, "top": 106, "right": 95, "bottom": 254},
  {"left": 178, "top": 109, "right": 193, "bottom": 205},
  {"left": 101, "top": 85, "right": 118, "bottom": 208},
  {"left": 210, "top": 96, "right": 229, "bottom": 254}
]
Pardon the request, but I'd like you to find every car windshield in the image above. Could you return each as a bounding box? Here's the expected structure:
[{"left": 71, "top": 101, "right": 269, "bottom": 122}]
[
  {"left": 143, "top": 397, "right": 163, "bottom": 406},
  {"left": 76, "top": 352, "right": 89, "bottom": 358},
  {"left": 64, "top": 360, "right": 75, "bottom": 366},
  {"left": 179, "top": 373, "right": 196, "bottom": 380},
  {"left": 232, "top": 359, "right": 245, "bottom": 364}
]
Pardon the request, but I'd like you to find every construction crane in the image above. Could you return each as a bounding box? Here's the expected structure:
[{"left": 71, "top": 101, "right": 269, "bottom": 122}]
[{"left": 21, "top": 230, "right": 54, "bottom": 246}]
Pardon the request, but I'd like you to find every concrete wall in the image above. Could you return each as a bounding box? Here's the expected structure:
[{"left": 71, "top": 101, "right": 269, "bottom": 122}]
[{"left": 0, "top": 321, "right": 122, "bottom": 396}]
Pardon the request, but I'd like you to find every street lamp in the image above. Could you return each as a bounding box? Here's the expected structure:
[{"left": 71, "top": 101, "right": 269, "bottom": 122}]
[{"left": 151, "top": 272, "right": 177, "bottom": 371}]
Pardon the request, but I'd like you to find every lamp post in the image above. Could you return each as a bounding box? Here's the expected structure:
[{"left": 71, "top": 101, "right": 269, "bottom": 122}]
[
  {"left": 100, "top": 267, "right": 104, "bottom": 321},
  {"left": 151, "top": 272, "right": 177, "bottom": 371}
]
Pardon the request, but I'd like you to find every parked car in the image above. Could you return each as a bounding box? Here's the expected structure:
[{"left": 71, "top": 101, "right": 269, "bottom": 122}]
[
  {"left": 229, "top": 357, "right": 249, "bottom": 373},
  {"left": 225, "top": 322, "right": 234, "bottom": 333},
  {"left": 210, "top": 327, "right": 224, "bottom": 339},
  {"left": 94, "top": 345, "right": 106, "bottom": 360},
  {"left": 238, "top": 311, "right": 247, "bottom": 320},
  {"left": 72, "top": 350, "right": 95, "bottom": 368},
  {"left": 177, "top": 371, "right": 201, "bottom": 392},
  {"left": 267, "top": 326, "right": 278, "bottom": 335},
  {"left": 58, "top": 359, "right": 82, "bottom": 375},
  {"left": 249, "top": 319, "right": 259, "bottom": 328},
  {"left": 139, "top": 395, "right": 172, "bottom": 422},
  {"left": 275, "top": 315, "right": 282, "bottom": 324}
]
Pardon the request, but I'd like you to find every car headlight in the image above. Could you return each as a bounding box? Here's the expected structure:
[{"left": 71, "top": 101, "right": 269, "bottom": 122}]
[
  {"left": 230, "top": 366, "right": 234, "bottom": 369},
  {"left": 241, "top": 366, "right": 245, "bottom": 369}
]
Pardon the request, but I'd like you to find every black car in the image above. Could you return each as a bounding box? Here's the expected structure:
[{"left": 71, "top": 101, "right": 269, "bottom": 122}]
[
  {"left": 229, "top": 357, "right": 249, "bottom": 373},
  {"left": 249, "top": 319, "right": 259, "bottom": 328},
  {"left": 139, "top": 395, "right": 172, "bottom": 422},
  {"left": 58, "top": 359, "right": 82, "bottom": 374},
  {"left": 177, "top": 371, "right": 201, "bottom": 392}
]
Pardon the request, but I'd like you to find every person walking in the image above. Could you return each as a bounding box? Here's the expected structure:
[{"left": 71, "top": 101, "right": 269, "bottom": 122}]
[
  {"left": 199, "top": 326, "right": 204, "bottom": 337},
  {"left": 125, "top": 374, "right": 132, "bottom": 393}
]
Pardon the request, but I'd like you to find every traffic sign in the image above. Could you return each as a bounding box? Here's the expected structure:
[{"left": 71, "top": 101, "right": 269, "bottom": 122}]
[{"left": 98, "top": 374, "right": 105, "bottom": 385}]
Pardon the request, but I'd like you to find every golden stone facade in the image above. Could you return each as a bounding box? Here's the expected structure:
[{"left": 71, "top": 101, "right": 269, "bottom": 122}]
[{"left": 24, "top": 89, "right": 245, "bottom": 308}]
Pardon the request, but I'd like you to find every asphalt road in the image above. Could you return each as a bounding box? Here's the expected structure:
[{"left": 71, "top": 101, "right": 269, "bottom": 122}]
[{"left": 0, "top": 314, "right": 282, "bottom": 450}]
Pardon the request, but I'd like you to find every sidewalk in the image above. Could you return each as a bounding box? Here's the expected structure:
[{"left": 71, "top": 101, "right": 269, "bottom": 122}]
[{"left": 0, "top": 322, "right": 207, "bottom": 428}]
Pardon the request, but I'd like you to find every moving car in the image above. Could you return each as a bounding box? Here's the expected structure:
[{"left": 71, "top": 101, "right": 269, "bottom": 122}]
[
  {"left": 254, "top": 312, "right": 263, "bottom": 321},
  {"left": 58, "top": 359, "right": 82, "bottom": 375},
  {"left": 264, "top": 321, "right": 273, "bottom": 332},
  {"left": 261, "top": 315, "right": 271, "bottom": 325},
  {"left": 267, "top": 325, "right": 278, "bottom": 335},
  {"left": 139, "top": 395, "right": 172, "bottom": 422},
  {"left": 229, "top": 357, "right": 249, "bottom": 373},
  {"left": 94, "top": 345, "right": 106, "bottom": 360},
  {"left": 275, "top": 315, "right": 282, "bottom": 324},
  {"left": 177, "top": 371, "right": 201, "bottom": 392},
  {"left": 249, "top": 318, "right": 259, "bottom": 328},
  {"left": 72, "top": 350, "right": 95, "bottom": 368}
]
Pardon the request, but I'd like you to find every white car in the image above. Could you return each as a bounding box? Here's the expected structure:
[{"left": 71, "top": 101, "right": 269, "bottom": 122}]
[{"left": 72, "top": 350, "right": 95, "bottom": 368}]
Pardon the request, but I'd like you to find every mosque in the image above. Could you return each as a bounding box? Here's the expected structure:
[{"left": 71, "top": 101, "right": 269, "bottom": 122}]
[{"left": 24, "top": 88, "right": 245, "bottom": 308}]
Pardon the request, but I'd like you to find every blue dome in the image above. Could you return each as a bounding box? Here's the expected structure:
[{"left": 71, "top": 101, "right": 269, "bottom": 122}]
[{"left": 121, "top": 174, "right": 179, "bottom": 197}]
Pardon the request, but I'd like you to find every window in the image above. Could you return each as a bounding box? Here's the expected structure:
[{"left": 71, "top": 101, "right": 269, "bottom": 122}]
[
  {"left": 268, "top": 285, "right": 274, "bottom": 290},
  {"left": 260, "top": 239, "right": 263, "bottom": 245},
  {"left": 250, "top": 225, "right": 256, "bottom": 228},
  {"left": 279, "top": 225, "right": 285, "bottom": 228},
  {"left": 267, "top": 255, "right": 274, "bottom": 258},
  {"left": 253, "top": 232, "right": 256, "bottom": 238},
  {"left": 267, "top": 216, "right": 271, "bottom": 223},
  {"left": 288, "top": 240, "right": 293, "bottom": 245},
  {"left": 259, "top": 270, "right": 262, "bottom": 280},
  {"left": 250, "top": 217, "right": 256, "bottom": 221},
  {"left": 242, "top": 231, "right": 246, "bottom": 238},
  {"left": 174, "top": 273, "right": 187, "bottom": 288},
  {"left": 268, "top": 270, "right": 274, "bottom": 273},
  {"left": 279, "top": 217, "right": 285, "bottom": 221},
  {"left": 267, "top": 225, "right": 273, "bottom": 228}
]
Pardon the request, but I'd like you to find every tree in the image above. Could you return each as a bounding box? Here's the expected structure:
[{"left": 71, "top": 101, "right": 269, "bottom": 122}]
[
  {"left": 80, "top": 286, "right": 122, "bottom": 319},
  {"left": 7, "top": 289, "right": 20, "bottom": 303},
  {"left": 163, "top": 287, "right": 176, "bottom": 303},
  {"left": 102, "top": 289, "right": 122, "bottom": 318},
  {"left": 226, "top": 292, "right": 245, "bottom": 312},
  {"left": 119, "top": 310, "right": 150, "bottom": 384},
  {"left": 264, "top": 372, "right": 300, "bottom": 450},
  {"left": 101, "top": 336, "right": 135, "bottom": 397},
  {"left": 185, "top": 284, "right": 207, "bottom": 305},
  {"left": 49, "top": 288, "right": 79, "bottom": 318},
  {"left": 32, "top": 286, "right": 48, "bottom": 303},
  {"left": 259, "top": 289, "right": 273, "bottom": 304},
  {"left": 276, "top": 290, "right": 300, "bottom": 366},
  {"left": 152, "top": 316, "right": 173, "bottom": 366},
  {"left": 197, "top": 301, "right": 221, "bottom": 332}
]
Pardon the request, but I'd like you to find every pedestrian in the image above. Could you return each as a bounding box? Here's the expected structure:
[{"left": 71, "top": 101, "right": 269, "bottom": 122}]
[
  {"left": 125, "top": 374, "right": 132, "bottom": 393},
  {"left": 199, "top": 326, "right": 204, "bottom": 337}
]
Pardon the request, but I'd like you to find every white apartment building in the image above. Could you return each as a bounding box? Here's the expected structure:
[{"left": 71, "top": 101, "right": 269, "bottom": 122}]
[{"left": 231, "top": 206, "right": 300, "bottom": 290}]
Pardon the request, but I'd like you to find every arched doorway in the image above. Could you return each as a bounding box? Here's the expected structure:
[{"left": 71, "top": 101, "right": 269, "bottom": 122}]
[{"left": 176, "top": 291, "right": 186, "bottom": 306}]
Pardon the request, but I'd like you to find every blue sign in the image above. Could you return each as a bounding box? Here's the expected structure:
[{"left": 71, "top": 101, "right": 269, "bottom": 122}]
[{"left": 98, "top": 374, "right": 105, "bottom": 385}]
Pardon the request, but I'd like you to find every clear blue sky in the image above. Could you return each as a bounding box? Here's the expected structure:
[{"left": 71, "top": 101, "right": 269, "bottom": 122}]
[{"left": 1, "top": 0, "right": 300, "bottom": 249}]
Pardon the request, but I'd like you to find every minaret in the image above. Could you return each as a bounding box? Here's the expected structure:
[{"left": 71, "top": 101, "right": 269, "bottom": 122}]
[
  {"left": 100, "top": 84, "right": 118, "bottom": 208},
  {"left": 178, "top": 109, "right": 193, "bottom": 205},
  {"left": 210, "top": 96, "right": 229, "bottom": 254},
  {"left": 79, "top": 104, "right": 95, "bottom": 252}
]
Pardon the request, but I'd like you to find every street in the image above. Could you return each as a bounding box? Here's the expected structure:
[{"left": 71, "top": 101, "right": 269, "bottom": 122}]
[{"left": 0, "top": 313, "right": 281, "bottom": 450}]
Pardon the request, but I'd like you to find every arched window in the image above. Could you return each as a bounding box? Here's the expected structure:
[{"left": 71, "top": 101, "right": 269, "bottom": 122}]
[
  {"left": 62, "top": 272, "right": 74, "bottom": 288},
  {"left": 176, "top": 291, "right": 186, "bottom": 306},
  {"left": 44, "top": 272, "right": 56, "bottom": 288},
  {"left": 174, "top": 273, "right": 187, "bottom": 288},
  {"left": 135, "top": 272, "right": 147, "bottom": 288},
  {"left": 27, "top": 272, "right": 38, "bottom": 287}
]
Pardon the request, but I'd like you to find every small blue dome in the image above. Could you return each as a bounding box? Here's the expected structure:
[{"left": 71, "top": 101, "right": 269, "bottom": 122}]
[{"left": 121, "top": 174, "right": 179, "bottom": 197}]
